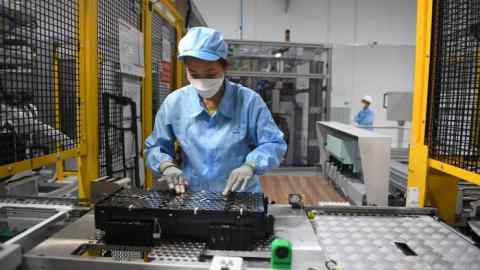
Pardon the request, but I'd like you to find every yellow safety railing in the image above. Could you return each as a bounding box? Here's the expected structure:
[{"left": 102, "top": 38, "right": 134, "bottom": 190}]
[
  {"left": 78, "top": 0, "right": 99, "bottom": 199},
  {"left": 0, "top": 1, "right": 86, "bottom": 181},
  {"left": 142, "top": 0, "right": 185, "bottom": 189},
  {"left": 407, "top": 0, "right": 480, "bottom": 224},
  {"left": 0, "top": 0, "right": 185, "bottom": 200},
  {"left": 142, "top": 0, "right": 154, "bottom": 189}
]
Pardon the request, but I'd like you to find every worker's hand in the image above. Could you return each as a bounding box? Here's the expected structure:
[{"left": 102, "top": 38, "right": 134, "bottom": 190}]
[
  {"left": 222, "top": 164, "right": 255, "bottom": 196},
  {"left": 153, "top": 164, "right": 188, "bottom": 194}
]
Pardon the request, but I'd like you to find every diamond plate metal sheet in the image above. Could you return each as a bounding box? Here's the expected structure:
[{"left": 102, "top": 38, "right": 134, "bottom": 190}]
[{"left": 314, "top": 215, "right": 480, "bottom": 270}]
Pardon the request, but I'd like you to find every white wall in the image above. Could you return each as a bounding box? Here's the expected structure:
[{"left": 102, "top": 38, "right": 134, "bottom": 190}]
[
  {"left": 193, "top": 0, "right": 417, "bottom": 127},
  {"left": 193, "top": 0, "right": 416, "bottom": 45},
  {"left": 332, "top": 45, "right": 415, "bottom": 126}
]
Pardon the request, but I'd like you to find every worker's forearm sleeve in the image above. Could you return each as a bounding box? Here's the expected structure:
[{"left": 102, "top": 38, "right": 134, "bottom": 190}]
[
  {"left": 144, "top": 105, "right": 175, "bottom": 176},
  {"left": 245, "top": 98, "right": 287, "bottom": 175}
]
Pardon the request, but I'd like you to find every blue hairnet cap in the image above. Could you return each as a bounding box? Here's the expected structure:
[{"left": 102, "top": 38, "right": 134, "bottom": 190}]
[{"left": 178, "top": 27, "right": 228, "bottom": 61}]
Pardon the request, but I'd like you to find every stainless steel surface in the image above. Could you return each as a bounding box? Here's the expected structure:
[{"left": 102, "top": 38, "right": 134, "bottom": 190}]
[
  {"left": 90, "top": 176, "right": 130, "bottom": 204},
  {"left": 369, "top": 126, "right": 411, "bottom": 150},
  {"left": 24, "top": 205, "right": 328, "bottom": 270},
  {"left": 390, "top": 160, "right": 408, "bottom": 193},
  {"left": 203, "top": 250, "right": 270, "bottom": 260},
  {"left": 3, "top": 171, "right": 40, "bottom": 196},
  {"left": 38, "top": 177, "right": 78, "bottom": 198},
  {"left": 307, "top": 205, "right": 437, "bottom": 216},
  {"left": 0, "top": 199, "right": 74, "bottom": 252},
  {"left": 205, "top": 237, "right": 272, "bottom": 259},
  {"left": 384, "top": 91, "right": 413, "bottom": 122},
  {"left": 390, "top": 147, "right": 409, "bottom": 162},
  {"left": 468, "top": 220, "right": 480, "bottom": 238},
  {"left": 270, "top": 205, "right": 327, "bottom": 269},
  {"left": 317, "top": 121, "right": 391, "bottom": 206},
  {"left": 2, "top": 170, "right": 78, "bottom": 198},
  {"left": 313, "top": 209, "right": 480, "bottom": 270},
  {"left": 0, "top": 244, "right": 22, "bottom": 270}
]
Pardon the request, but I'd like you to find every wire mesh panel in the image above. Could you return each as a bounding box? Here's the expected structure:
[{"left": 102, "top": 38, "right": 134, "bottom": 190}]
[
  {"left": 0, "top": 0, "right": 80, "bottom": 166},
  {"left": 151, "top": 12, "right": 176, "bottom": 121},
  {"left": 97, "top": 0, "right": 142, "bottom": 177},
  {"left": 427, "top": 0, "right": 480, "bottom": 173}
]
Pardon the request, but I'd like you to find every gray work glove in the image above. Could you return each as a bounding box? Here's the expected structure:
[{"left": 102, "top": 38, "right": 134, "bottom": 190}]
[
  {"left": 153, "top": 162, "right": 188, "bottom": 194},
  {"left": 222, "top": 164, "right": 255, "bottom": 196}
]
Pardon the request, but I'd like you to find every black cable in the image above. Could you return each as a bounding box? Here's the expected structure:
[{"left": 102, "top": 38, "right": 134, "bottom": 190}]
[{"left": 185, "top": 0, "right": 192, "bottom": 28}]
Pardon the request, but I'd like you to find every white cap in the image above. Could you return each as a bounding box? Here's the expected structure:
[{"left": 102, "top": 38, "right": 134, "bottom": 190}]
[{"left": 362, "top": 95, "right": 373, "bottom": 104}]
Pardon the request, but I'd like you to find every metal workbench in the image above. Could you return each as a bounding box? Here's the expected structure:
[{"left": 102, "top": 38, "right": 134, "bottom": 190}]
[
  {"left": 3, "top": 200, "right": 479, "bottom": 270},
  {"left": 0, "top": 196, "right": 80, "bottom": 270},
  {"left": 23, "top": 204, "right": 327, "bottom": 270}
]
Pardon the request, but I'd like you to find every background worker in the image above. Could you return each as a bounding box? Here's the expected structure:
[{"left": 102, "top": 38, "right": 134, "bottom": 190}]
[{"left": 354, "top": 95, "right": 375, "bottom": 128}]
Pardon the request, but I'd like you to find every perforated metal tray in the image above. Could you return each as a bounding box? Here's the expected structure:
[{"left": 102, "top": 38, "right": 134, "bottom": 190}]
[{"left": 98, "top": 190, "right": 266, "bottom": 213}]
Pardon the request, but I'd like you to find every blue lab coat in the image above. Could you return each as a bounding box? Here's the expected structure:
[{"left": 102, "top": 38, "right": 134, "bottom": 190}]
[
  {"left": 354, "top": 107, "right": 375, "bottom": 127},
  {"left": 144, "top": 80, "right": 287, "bottom": 192}
]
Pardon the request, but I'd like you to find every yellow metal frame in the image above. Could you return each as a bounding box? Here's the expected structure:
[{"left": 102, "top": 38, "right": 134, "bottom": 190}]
[
  {"left": 407, "top": 0, "right": 480, "bottom": 223},
  {"left": 142, "top": 0, "right": 153, "bottom": 188},
  {"left": 429, "top": 159, "right": 480, "bottom": 185},
  {"left": 0, "top": 1, "right": 89, "bottom": 181},
  {"left": 152, "top": 0, "right": 186, "bottom": 90},
  {"left": 407, "top": 0, "right": 434, "bottom": 208},
  {"left": 78, "top": 0, "right": 99, "bottom": 199},
  {"left": 0, "top": 0, "right": 184, "bottom": 198},
  {"left": 142, "top": 0, "right": 185, "bottom": 189},
  {"left": 53, "top": 48, "right": 65, "bottom": 181},
  {"left": 0, "top": 149, "right": 80, "bottom": 177}
]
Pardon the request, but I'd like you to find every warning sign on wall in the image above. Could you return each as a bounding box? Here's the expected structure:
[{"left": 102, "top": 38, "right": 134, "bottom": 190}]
[{"left": 118, "top": 19, "right": 144, "bottom": 78}]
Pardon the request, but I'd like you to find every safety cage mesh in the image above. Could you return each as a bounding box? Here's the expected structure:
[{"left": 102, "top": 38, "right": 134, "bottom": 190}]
[
  {"left": 151, "top": 11, "right": 176, "bottom": 121},
  {"left": 427, "top": 0, "right": 480, "bottom": 173},
  {"left": 98, "top": 0, "right": 142, "bottom": 177},
  {"left": 0, "top": 0, "right": 80, "bottom": 166}
]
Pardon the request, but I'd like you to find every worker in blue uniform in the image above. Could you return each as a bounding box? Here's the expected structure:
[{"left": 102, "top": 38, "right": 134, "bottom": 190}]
[
  {"left": 144, "top": 27, "right": 287, "bottom": 196},
  {"left": 354, "top": 95, "right": 375, "bottom": 128}
]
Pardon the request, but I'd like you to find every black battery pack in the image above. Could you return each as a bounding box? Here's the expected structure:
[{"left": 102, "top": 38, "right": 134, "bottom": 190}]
[
  {"left": 94, "top": 190, "right": 274, "bottom": 250},
  {"left": 104, "top": 220, "right": 154, "bottom": 247}
]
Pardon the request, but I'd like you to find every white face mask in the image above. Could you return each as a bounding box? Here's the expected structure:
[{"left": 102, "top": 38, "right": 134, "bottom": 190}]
[{"left": 188, "top": 75, "right": 225, "bottom": 98}]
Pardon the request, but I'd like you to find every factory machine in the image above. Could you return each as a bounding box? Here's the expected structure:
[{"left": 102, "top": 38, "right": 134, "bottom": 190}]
[
  {"left": 7, "top": 178, "right": 327, "bottom": 270},
  {"left": 317, "top": 121, "right": 391, "bottom": 206},
  {"left": 0, "top": 0, "right": 480, "bottom": 269},
  {"left": 2, "top": 179, "right": 480, "bottom": 270}
]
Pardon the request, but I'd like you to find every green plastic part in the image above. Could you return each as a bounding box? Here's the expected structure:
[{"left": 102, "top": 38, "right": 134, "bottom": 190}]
[
  {"left": 271, "top": 238, "right": 292, "bottom": 269},
  {"left": 0, "top": 227, "right": 15, "bottom": 243}
]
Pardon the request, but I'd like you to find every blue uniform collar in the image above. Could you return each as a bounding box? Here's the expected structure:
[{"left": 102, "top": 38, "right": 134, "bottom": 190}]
[{"left": 190, "top": 79, "right": 236, "bottom": 119}]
